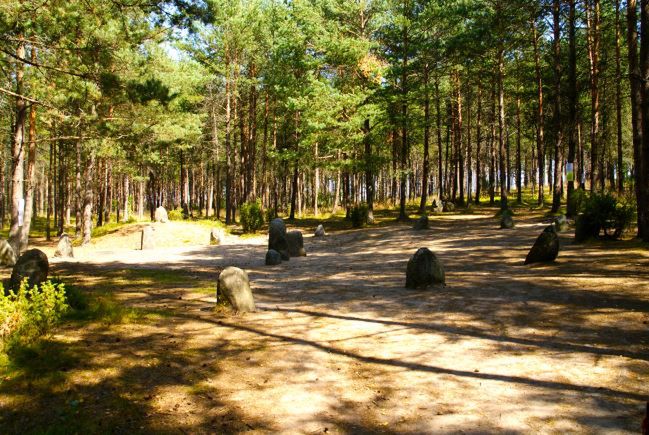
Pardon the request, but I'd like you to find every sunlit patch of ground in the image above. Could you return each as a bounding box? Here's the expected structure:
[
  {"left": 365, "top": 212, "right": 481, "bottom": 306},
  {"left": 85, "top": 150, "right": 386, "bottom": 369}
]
[{"left": 0, "top": 207, "right": 647, "bottom": 433}]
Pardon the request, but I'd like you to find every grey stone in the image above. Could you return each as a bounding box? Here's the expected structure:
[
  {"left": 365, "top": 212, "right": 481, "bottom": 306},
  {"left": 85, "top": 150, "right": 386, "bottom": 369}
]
[
  {"left": 431, "top": 198, "right": 443, "bottom": 213},
  {"left": 268, "top": 218, "right": 289, "bottom": 260},
  {"left": 265, "top": 249, "right": 282, "bottom": 265},
  {"left": 286, "top": 231, "right": 306, "bottom": 257},
  {"left": 0, "top": 239, "right": 16, "bottom": 267},
  {"left": 500, "top": 214, "right": 514, "bottom": 229},
  {"left": 442, "top": 201, "right": 455, "bottom": 212},
  {"left": 154, "top": 206, "right": 168, "bottom": 223},
  {"left": 10, "top": 249, "right": 49, "bottom": 291},
  {"left": 525, "top": 225, "right": 560, "bottom": 265},
  {"left": 554, "top": 215, "right": 568, "bottom": 232},
  {"left": 210, "top": 228, "right": 223, "bottom": 245},
  {"left": 217, "top": 267, "right": 255, "bottom": 312},
  {"left": 141, "top": 225, "right": 155, "bottom": 250},
  {"left": 54, "top": 234, "right": 74, "bottom": 258},
  {"left": 405, "top": 248, "right": 445, "bottom": 289},
  {"left": 413, "top": 215, "right": 429, "bottom": 230},
  {"left": 314, "top": 224, "right": 326, "bottom": 237}
]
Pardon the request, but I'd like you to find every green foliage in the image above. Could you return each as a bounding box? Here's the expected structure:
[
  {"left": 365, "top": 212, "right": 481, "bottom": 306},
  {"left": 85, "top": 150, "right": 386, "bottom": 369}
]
[
  {"left": 240, "top": 200, "right": 264, "bottom": 233},
  {"left": 569, "top": 189, "right": 588, "bottom": 215},
  {"left": 350, "top": 204, "right": 369, "bottom": 228},
  {"left": 575, "top": 192, "right": 635, "bottom": 242},
  {"left": 0, "top": 280, "right": 69, "bottom": 352},
  {"left": 168, "top": 208, "right": 184, "bottom": 221}
]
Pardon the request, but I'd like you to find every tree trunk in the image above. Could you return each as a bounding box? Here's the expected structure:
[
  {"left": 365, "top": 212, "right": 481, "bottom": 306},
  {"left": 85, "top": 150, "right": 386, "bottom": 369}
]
[
  {"left": 531, "top": 15, "right": 546, "bottom": 206},
  {"left": 364, "top": 119, "right": 374, "bottom": 221},
  {"left": 8, "top": 38, "right": 27, "bottom": 254},
  {"left": 19, "top": 46, "right": 37, "bottom": 253},
  {"left": 567, "top": 0, "right": 578, "bottom": 217},
  {"left": 475, "top": 81, "right": 482, "bottom": 204},
  {"left": 419, "top": 63, "right": 430, "bottom": 214},
  {"left": 551, "top": 0, "right": 564, "bottom": 213},
  {"left": 615, "top": 0, "right": 624, "bottom": 192}
]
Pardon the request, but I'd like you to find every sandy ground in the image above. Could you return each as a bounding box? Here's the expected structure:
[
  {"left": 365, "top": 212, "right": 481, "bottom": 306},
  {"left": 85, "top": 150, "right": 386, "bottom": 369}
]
[{"left": 1, "top": 213, "right": 648, "bottom": 434}]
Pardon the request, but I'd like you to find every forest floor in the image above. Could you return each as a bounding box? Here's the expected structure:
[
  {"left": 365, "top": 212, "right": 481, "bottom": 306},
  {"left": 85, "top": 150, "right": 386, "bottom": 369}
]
[{"left": 0, "top": 207, "right": 648, "bottom": 434}]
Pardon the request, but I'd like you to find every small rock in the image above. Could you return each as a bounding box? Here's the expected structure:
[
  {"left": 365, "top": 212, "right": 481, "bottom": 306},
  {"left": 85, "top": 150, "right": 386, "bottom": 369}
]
[
  {"left": 141, "top": 225, "right": 155, "bottom": 250},
  {"left": 525, "top": 225, "right": 559, "bottom": 265},
  {"left": 286, "top": 231, "right": 306, "bottom": 257},
  {"left": 314, "top": 224, "right": 326, "bottom": 237},
  {"left": 210, "top": 228, "right": 223, "bottom": 246},
  {"left": 413, "top": 215, "right": 429, "bottom": 230},
  {"left": 217, "top": 267, "right": 255, "bottom": 312},
  {"left": 54, "top": 234, "right": 74, "bottom": 258},
  {"left": 500, "top": 214, "right": 514, "bottom": 229},
  {"left": 154, "top": 206, "right": 168, "bottom": 223},
  {"left": 0, "top": 239, "right": 17, "bottom": 267},
  {"left": 405, "top": 247, "right": 445, "bottom": 289},
  {"left": 10, "top": 249, "right": 49, "bottom": 291},
  {"left": 265, "top": 249, "right": 282, "bottom": 265}
]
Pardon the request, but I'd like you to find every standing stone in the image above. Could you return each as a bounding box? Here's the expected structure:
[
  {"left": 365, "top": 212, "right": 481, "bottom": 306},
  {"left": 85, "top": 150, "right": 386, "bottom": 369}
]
[
  {"left": 442, "top": 201, "right": 455, "bottom": 212},
  {"left": 217, "top": 267, "right": 255, "bottom": 312},
  {"left": 405, "top": 248, "right": 445, "bottom": 289},
  {"left": 210, "top": 228, "right": 223, "bottom": 245},
  {"left": 54, "top": 234, "right": 74, "bottom": 258},
  {"left": 554, "top": 215, "right": 568, "bottom": 232},
  {"left": 265, "top": 249, "right": 282, "bottom": 265},
  {"left": 0, "top": 239, "right": 17, "bottom": 267},
  {"left": 286, "top": 231, "right": 306, "bottom": 257},
  {"left": 524, "top": 225, "right": 560, "bottom": 265},
  {"left": 500, "top": 214, "right": 514, "bottom": 229},
  {"left": 314, "top": 224, "right": 326, "bottom": 237},
  {"left": 10, "top": 249, "right": 49, "bottom": 291},
  {"left": 154, "top": 206, "right": 168, "bottom": 223},
  {"left": 141, "top": 225, "right": 155, "bottom": 250},
  {"left": 268, "top": 218, "right": 289, "bottom": 260},
  {"left": 431, "top": 198, "right": 443, "bottom": 213},
  {"left": 413, "top": 215, "right": 429, "bottom": 230}
]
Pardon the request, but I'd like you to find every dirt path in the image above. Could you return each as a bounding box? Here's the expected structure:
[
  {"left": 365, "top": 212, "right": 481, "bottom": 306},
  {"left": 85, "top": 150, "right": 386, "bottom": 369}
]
[{"left": 2, "top": 213, "right": 648, "bottom": 434}]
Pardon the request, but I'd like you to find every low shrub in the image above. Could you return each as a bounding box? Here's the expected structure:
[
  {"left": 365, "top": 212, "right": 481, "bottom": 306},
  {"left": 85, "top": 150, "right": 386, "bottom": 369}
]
[
  {"left": 167, "top": 208, "right": 184, "bottom": 221},
  {"left": 240, "top": 200, "right": 264, "bottom": 233},
  {"left": 575, "top": 192, "right": 635, "bottom": 241},
  {"left": 350, "top": 204, "right": 369, "bottom": 228},
  {"left": 0, "top": 280, "right": 69, "bottom": 352}
]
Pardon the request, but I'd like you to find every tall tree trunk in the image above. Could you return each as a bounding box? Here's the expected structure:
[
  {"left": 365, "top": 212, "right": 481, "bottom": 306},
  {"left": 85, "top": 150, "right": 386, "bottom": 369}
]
[
  {"left": 638, "top": 0, "right": 649, "bottom": 240},
  {"left": 628, "top": 0, "right": 644, "bottom": 238},
  {"left": 551, "top": 0, "right": 564, "bottom": 213},
  {"left": 289, "top": 112, "right": 299, "bottom": 220},
  {"left": 475, "top": 81, "right": 482, "bottom": 204},
  {"left": 81, "top": 153, "right": 95, "bottom": 246},
  {"left": 586, "top": 0, "right": 601, "bottom": 192},
  {"left": 314, "top": 142, "right": 319, "bottom": 216},
  {"left": 531, "top": 15, "right": 546, "bottom": 206},
  {"left": 615, "top": 0, "right": 624, "bottom": 192},
  {"left": 419, "top": 63, "right": 430, "bottom": 213},
  {"left": 497, "top": 49, "right": 508, "bottom": 210},
  {"left": 516, "top": 97, "right": 522, "bottom": 204},
  {"left": 567, "top": 0, "right": 578, "bottom": 217},
  {"left": 364, "top": 119, "right": 375, "bottom": 222},
  {"left": 19, "top": 46, "right": 37, "bottom": 252},
  {"left": 435, "top": 74, "right": 443, "bottom": 200},
  {"left": 398, "top": 21, "right": 409, "bottom": 221},
  {"left": 8, "top": 38, "right": 27, "bottom": 254}
]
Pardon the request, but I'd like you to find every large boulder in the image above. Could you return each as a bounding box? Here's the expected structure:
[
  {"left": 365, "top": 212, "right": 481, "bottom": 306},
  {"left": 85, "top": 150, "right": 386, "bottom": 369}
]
[
  {"left": 314, "top": 224, "right": 326, "bottom": 237},
  {"left": 268, "top": 218, "right": 289, "bottom": 260},
  {"left": 431, "top": 198, "right": 443, "bottom": 213},
  {"left": 10, "top": 249, "right": 49, "bottom": 291},
  {"left": 405, "top": 248, "right": 445, "bottom": 289},
  {"left": 217, "top": 267, "right": 255, "bottom": 312},
  {"left": 54, "top": 234, "right": 74, "bottom": 258},
  {"left": 210, "top": 228, "right": 223, "bottom": 246},
  {"left": 141, "top": 225, "right": 155, "bottom": 250},
  {"left": 0, "top": 239, "right": 17, "bottom": 267},
  {"left": 265, "top": 249, "right": 282, "bottom": 266},
  {"left": 500, "top": 214, "right": 514, "bottom": 229},
  {"left": 413, "top": 215, "right": 429, "bottom": 230},
  {"left": 154, "top": 206, "right": 168, "bottom": 223},
  {"left": 286, "top": 231, "right": 306, "bottom": 257},
  {"left": 524, "top": 226, "right": 560, "bottom": 265}
]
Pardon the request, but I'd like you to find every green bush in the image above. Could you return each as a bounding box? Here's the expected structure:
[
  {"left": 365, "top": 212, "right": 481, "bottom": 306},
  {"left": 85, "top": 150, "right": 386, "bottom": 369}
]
[
  {"left": 0, "top": 280, "right": 69, "bottom": 352},
  {"left": 350, "top": 204, "right": 369, "bottom": 228},
  {"left": 167, "top": 207, "right": 184, "bottom": 221},
  {"left": 240, "top": 200, "right": 264, "bottom": 233},
  {"left": 569, "top": 188, "right": 588, "bottom": 214},
  {"left": 575, "top": 192, "right": 635, "bottom": 241},
  {"left": 265, "top": 208, "right": 278, "bottom": 223}
]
